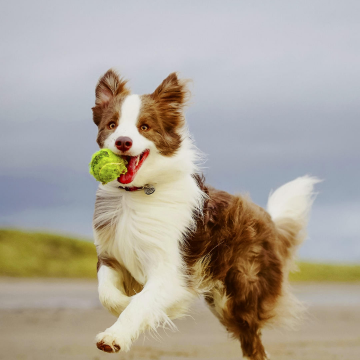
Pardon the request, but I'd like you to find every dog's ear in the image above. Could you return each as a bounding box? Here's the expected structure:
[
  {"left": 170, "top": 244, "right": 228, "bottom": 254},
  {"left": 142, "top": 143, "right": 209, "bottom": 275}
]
[
  {"left": 151, "top": 72, "right": 190, "bottom": 108},
  {"left": 150, "top": 72, "right": 190, "bottom": 129},
  {"left": 92, "top": 69, "right": 130, "bottom": 126}
]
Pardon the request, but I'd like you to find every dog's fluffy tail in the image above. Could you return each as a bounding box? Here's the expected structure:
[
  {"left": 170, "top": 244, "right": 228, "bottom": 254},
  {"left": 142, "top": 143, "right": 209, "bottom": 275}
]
[
  {"left": 268, "top": 175, "right": 320, "bottom": 225},
  {"left": 267, "top": 175, "right": 320, "bottom": 265},
  {"left": 266, "top": 176, "right": 320, "bottom": 328}
]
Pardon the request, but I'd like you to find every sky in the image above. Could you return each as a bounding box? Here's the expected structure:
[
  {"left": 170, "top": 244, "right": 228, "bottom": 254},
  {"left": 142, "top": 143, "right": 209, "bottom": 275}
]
[{"left": 0, "top": 0, "right": 359, "bottom": 262}]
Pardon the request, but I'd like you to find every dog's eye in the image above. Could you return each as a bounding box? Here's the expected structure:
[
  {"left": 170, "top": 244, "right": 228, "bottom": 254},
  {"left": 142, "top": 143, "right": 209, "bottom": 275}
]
[
  {"left": 140, "top": 124, "right": 149, "bottom": 131},
  {"left": 108, "top": 122, "right": 116, "bottom": 130}
]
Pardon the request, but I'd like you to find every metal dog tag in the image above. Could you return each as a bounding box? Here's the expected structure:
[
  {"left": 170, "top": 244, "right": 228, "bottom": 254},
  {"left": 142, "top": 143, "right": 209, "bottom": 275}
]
[{"left": 144, "top": 185, "right": 155, "bottom": 195}]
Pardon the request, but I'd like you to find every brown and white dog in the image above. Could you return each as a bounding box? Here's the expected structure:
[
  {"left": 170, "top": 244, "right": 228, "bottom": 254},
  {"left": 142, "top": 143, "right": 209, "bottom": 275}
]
[{"left": 91, "top": 69, "right": 319, "bottom": 360}]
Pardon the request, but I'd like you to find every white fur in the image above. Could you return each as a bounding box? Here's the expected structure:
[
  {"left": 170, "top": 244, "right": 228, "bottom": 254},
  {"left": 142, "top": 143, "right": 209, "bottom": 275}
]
[
  {"left": 98, "top": 265, "right": 130, "bottom": 317},
  {"left": 104, "top": 94, "right": 154, "bottom": 165},
  {"left": 267, "top": 175, "right": 321, "bottom": 226},
  {"left": 267, "top": 175, "right": 320, "bottom": 264},
  {"left": 94, "top": 96, "right": 205, "bottom": 351}
]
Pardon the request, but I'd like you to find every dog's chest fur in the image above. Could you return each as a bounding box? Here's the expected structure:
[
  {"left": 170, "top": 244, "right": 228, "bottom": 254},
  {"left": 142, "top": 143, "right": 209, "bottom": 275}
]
[{"left": 93, "top": 175, "right": 204, "bottom": 284}]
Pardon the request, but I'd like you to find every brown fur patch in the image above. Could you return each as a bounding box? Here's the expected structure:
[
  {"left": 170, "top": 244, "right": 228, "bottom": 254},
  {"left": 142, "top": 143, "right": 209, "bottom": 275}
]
[
  {"left": 92, "top": 69, "right": 130, "bottom": 123},
  {"left": 138, "top": 72, "right": 190, "bottom": 156},
  {"left": 92, "top": 69, "right": 130, "bottom": 147},
  {"left": 137, "top": 95, "right": 181, "bottom": 156},
  {"left": 183, "top": 175, "right": 302, "bottom": 359}
]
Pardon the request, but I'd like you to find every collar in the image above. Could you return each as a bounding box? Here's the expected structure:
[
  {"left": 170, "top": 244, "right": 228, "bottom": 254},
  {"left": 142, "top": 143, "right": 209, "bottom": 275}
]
[
  {"left": 118, "top": 185, "right": 143, "bottom": 192},
  {"left": 118, "top": 184, "right": 155, "bottom": 195}
]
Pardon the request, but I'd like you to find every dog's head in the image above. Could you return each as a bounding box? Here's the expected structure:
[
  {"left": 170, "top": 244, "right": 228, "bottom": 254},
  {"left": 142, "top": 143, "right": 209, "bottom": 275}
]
[{"left": 92, "top": 70, "right": 193, "bottom": 187}]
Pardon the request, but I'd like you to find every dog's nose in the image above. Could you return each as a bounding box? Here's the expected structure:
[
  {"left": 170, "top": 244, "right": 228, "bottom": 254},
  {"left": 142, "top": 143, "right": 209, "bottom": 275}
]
[{"left": 115, "top": 136, "right": 133, "bottom": 152}]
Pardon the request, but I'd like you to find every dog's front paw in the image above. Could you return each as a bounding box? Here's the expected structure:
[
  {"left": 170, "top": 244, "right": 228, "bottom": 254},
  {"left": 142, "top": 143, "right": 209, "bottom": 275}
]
[
  {"left": 95, "top": 329, "right": 132, "bottom": 353},
  {"left": 98, "top": 284, "right": 130, "bottom": 317},
  {"left": 96, "top": 331, "right": 121, "bottom": 353}
]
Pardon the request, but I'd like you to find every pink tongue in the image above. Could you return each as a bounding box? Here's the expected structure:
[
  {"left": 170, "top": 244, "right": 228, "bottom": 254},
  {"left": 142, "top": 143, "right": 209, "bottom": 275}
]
[{"left": 118, "top": 156, "right": 138, "bottom": 184}]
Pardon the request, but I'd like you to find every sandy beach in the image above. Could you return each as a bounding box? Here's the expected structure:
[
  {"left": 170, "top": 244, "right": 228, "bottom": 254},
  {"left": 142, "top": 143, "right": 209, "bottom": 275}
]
[{"left": 0, "top": 279, "right": 359, "bottom": 360}]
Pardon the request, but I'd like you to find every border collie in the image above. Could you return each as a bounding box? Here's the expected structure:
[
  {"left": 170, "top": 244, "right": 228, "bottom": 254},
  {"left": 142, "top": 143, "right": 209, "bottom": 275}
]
[{"left": 91, "top": 69, "right": 319, "bottom": 360}]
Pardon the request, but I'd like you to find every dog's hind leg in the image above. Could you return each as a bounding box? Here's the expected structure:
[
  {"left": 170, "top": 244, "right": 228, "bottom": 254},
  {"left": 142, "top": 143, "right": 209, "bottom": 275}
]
[
  {"left": 206, "top": 287, "right": 268, "bottom": 360},
  {"left": 236, "top": 327, "right": 268, "bottom": 360},
  {"left": 205, "top": 261, "right": 278, "bottom": 360}
]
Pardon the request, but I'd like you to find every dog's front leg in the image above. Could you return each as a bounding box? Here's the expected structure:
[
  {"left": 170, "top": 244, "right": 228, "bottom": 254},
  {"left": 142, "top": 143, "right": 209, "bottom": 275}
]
[
  {"left": 98, "top": 264, "right": 131, "bottom": 317},
  {"left": 96, "top": 264, "right": 188, "bottom": 353}
]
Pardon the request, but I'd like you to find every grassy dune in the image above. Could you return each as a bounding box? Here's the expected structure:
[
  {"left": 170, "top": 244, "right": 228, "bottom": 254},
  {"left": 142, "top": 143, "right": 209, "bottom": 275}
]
[
  {"left": 0, "top": 229, "right": 359, "bottom": 281},
  {"left": 0, "top": 229, "right": 97, "bottom": 278},
  {"left": 289, "top": 262, "right": 360, "bottom": 282}
]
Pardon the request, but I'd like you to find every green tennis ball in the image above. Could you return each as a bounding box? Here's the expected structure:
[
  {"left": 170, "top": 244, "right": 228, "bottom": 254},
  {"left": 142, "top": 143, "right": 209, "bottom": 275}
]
[{"left": 89, "top": 149, "right": 127, "bottom": 184}]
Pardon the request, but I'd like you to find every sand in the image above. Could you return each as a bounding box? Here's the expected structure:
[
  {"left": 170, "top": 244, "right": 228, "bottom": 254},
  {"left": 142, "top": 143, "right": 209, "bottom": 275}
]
[{"left": 0, "top": 279, "right": 359, "bottom": 360}]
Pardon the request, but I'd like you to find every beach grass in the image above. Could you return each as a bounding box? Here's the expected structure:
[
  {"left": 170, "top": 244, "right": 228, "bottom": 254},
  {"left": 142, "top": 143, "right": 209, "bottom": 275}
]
[
  {"left": 0, "top": 229, "right": 97, "bottom": 278},
  {"left": 0, "top": 229, "right": 359, "bottom": 281},
  {"left": 289, "top": 262, "right": 360, "bottom": 282}
]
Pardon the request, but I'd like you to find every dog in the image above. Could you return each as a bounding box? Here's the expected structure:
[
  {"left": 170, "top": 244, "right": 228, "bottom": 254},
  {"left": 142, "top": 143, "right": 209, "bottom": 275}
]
[{"left": 91, "top": 69, "right": 319, "bottom": 360}]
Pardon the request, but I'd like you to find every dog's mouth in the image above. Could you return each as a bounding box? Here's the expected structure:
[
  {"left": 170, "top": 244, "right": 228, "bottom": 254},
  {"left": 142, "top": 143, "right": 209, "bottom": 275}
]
[{"left": 118, "top": 149, "right": 150, "bottom": 184}]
